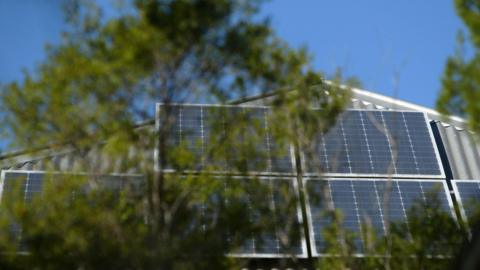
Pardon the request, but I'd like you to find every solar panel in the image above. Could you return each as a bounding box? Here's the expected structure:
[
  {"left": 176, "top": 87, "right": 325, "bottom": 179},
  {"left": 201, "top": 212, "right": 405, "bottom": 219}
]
[
  {"left": 0, "top": 170, "right": 145, "bottom": 250},
  {"left": 156, "top": 104, "right": 294, "bottom": 175},
  {"left": 303, "top": 110, "right": 444, "bottom": 178},
  {"left": 304, "top": 178, "right": 454, "bottom": 256},
  {"left": 452, "top": 180, "right": 480, "bottom": 226},
  {"left": 189, "top": 176, "right": 307, "bottom": 258},
  {"left": 0, "top": 170, "right": 145, "bottom": 203}
]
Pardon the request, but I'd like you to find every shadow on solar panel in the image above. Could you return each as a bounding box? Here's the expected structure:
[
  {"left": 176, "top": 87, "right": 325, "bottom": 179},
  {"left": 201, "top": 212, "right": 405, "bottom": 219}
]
[
  {"left": 158, "top": 105, "right": 294, "bottom": 175},
  {"left": 460, "top": 201, "right": 480, "bottom": 229},
  {"left": 165, "top": 174, "right": 307, "bottom": 258},
  {"left": 305, "top": 179, "right": 463, "bottom": 263},
  {"left": 0, "top": 171, "right": 145, "bottom": 251},
  {"left": 452, "top": 181, "right": 480, "bottom": 231}
]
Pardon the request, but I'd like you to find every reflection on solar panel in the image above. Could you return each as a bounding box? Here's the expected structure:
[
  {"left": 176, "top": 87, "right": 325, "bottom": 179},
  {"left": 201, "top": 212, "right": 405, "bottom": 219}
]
[
  {"left": 0, "top": 170, "right": 145, "bottom": 203},
  {"left": 192, "top": 176, "right": 307, "bottom": 258},
  {"left": 157, "top": 104, "right": 294, "bottom": 174},
  {"left": 304, "top": 179, "right": 453, "bottom": 256},
  {"left": 304, "top": 110, "right": 444, "bottom": 178},
  {"left": 452, "top": 180, "right": 480, "bottom": 226}
]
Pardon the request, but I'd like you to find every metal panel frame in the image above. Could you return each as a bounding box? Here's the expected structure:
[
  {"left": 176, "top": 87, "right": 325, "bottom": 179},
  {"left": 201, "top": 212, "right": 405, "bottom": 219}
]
[
  {"left": 423, "top": 112, "right": 447, "bottom": 179},
  {"left": 303, "top": 178, "right": 455, "bottom": 257}
]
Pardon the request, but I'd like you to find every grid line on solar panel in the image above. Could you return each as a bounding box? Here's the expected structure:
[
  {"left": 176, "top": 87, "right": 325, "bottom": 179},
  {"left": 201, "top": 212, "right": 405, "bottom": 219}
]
[
  {"left": 451, "top": 180, "right": 480, "bottom": 228},
  {"left": 304, "top": 178, "right": 455, "bottom": 257},
  {"left": 303, "top": 110, "right": 445, "bottom": 178},
  {"left": 156, "top": 104, "right": 295, "bottom": 175},
  {"left": 183, "top": 176, "right": 307, "bottom": 258}
]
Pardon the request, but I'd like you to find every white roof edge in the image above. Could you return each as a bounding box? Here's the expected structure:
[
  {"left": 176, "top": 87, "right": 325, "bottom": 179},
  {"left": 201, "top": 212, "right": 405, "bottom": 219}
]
[
  {"left": 352, "top": 87, "right": 467, "bottom": 123},
  {"left": 324, "top": 80, "right": 468, "bottom": 127}
]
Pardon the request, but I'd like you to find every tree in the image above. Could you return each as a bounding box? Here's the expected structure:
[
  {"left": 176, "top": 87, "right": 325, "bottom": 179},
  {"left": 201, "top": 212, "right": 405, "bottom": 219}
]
[
  {"left": 436, "top": 2, "right": 480, "bottom": 267},
  {"left": 0, "top": 0, "right": 349, "bottom": 269},
  {"left": 4, "top": 1, "right": 466, "bottom": 269},
  {"left": 437, "top": 0, "right": 480, "bottom": 132},
  {"left": 313, "top": 190, "right": 466, "bottom": 270}
]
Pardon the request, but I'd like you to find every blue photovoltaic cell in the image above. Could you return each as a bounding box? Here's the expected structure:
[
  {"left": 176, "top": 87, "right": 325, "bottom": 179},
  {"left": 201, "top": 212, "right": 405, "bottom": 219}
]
[
  {"left": 452, "top": 181, "right": 480, "bottom": 224},
  {"left": 194, "top": 177, "right": 306, "bottom": 257},
  {"left": 158, "top": 104, "right": 293, "bottom": 174},
  {"left": 305, "top": 110, "right": 442, "bottom": 177},
  {"left": 1, "top": 172, "right": 44, "bottom": 203},
  {"left": 305, "top": 179, "right": 452, "bottom": 256}
]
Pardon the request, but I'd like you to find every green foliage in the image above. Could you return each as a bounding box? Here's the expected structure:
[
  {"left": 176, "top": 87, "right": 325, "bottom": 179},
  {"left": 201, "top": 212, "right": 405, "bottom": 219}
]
[
  {"left": 0, "top": 173, "right": 247, "bottom": 269},
  {"left": 315, "top": 210, "right": 359, "bottom": 270},
  {"left": 0, "top": 0, "right": 325, "bottom": 152},
  {"left": 4, "top": 0, "right": 464, "bottom": 269},
  {"left": 386, "top": 191, "right": 465, "bottom": 270},
  {"left": 314, "top": 189, "right": 467, "bottom": 270},
  {"left": 0, "top": 0, "right": 470, "bottom": 266},
  {"left": 437, "top": 0, "right": 480, "bottom": 132},
  {"left": 0, "top": 171, "right": 311, "bottom": 269},
  {"left": 0, "top": 0, "right": 347, "bottom": 268}
]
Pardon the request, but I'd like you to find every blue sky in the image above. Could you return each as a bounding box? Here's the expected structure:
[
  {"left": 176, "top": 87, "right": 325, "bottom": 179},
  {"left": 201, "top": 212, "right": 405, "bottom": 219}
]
[
  {"left": 0, "top": 0, "right": 464, "bottom": 108},
  {"left": 0, "top": 1, "right": 64, "bottom": 82}
]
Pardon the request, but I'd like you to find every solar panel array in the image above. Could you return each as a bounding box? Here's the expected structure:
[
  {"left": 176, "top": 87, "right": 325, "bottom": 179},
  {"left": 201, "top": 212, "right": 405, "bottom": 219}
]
[
  {"left": 304, "top": 179, "right": 453, "bottom": 256},
  {"left": 304, "top": 110, "right": 443, "bottom": 177},
  {"left": 159, "top": 104, "right": 294, "bottom": 174},
  {"left": 0, "top": 103, "right": 455, "bottom": 258},
  {"left": 154, "top": 104, "right": 455, "bottom": 257},
  {"left": 158, "top": 105, "right": 443, "bottom": 178},
  {"left": 452, "top": 180, "right": 480, "bottom": 226},
  {"left": 192, "top": 177, "right": 306, "bottom": 257},
  {"left": 156, "top": 104, "right": 312, "bottom": 257}
]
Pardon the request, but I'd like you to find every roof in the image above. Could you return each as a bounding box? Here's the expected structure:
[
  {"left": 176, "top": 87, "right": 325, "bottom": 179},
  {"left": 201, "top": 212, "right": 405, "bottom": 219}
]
[{"left": 1, "top": 83, "right": 479, "bottom": 180}]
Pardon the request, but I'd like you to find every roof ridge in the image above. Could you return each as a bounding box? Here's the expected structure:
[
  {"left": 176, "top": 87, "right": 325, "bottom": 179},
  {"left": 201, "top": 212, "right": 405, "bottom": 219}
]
[{"left": 345, "top": 83, "right": 467, "bottom": 127}]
